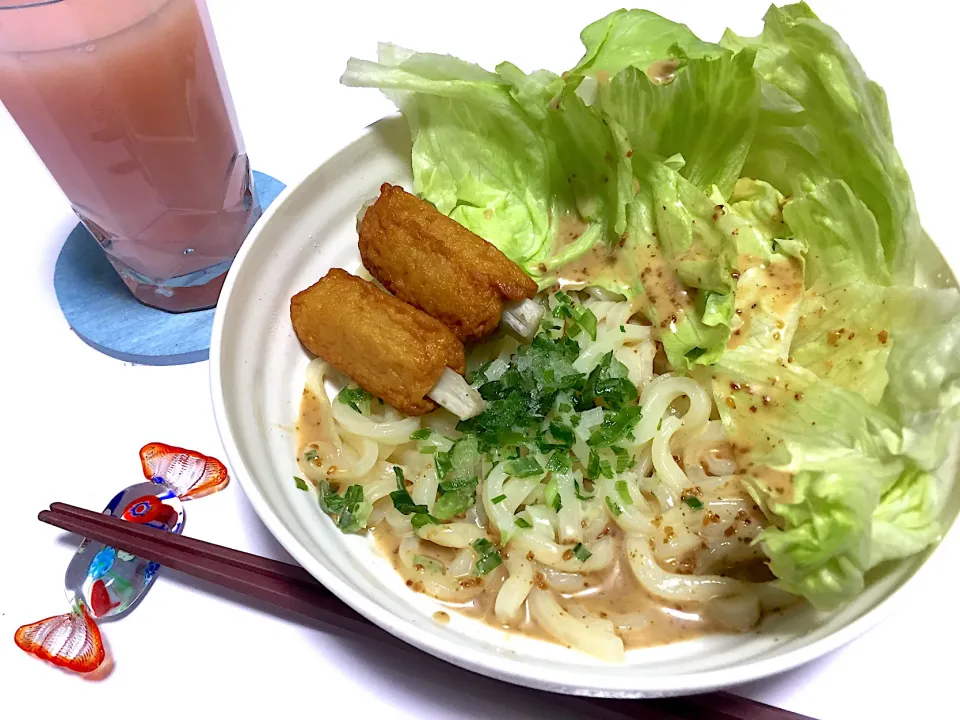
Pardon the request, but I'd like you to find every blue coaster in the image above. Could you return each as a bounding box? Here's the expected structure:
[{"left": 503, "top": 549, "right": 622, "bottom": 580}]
[{"left": 54, "top": 171, "right": 285, "bottom": 366}]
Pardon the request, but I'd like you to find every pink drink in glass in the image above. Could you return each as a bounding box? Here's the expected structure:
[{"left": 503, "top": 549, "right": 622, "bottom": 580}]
[{"left": 0, "top": 0, "right": 260, "bottom": 311}]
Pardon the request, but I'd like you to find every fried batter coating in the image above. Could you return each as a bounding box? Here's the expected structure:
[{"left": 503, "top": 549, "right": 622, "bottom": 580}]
[
  {"left": 290, "top": 269, "right": 465, "bottom": 416},
  {"left": 359, "top": 183, "right": 538, "bottom": 342}
]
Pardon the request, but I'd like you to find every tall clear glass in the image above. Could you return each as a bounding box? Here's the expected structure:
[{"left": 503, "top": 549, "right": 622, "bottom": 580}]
[{"left": 0, "top": 0, "right": 261, "bottom": 312}]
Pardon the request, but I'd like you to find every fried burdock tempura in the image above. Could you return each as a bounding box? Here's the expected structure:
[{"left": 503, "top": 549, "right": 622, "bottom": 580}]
[
  {"left": 290, "top": 268, "right": 485, "bottom": 419},
  {"left": 358, "top": 183, "right": 543, "bottom": 343}
]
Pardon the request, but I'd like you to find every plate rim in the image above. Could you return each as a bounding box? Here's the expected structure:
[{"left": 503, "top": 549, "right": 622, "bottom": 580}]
[{"left": 209, "top": 115, "right": 949, "bottom": 698}]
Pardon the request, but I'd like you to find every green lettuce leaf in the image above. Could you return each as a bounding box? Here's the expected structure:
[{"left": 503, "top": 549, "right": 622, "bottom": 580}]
[
  {"left": 570, "top": 8, "right": 723, "bottom": 80},
  {"left": 341, "top": 7, "right": 959, "bottom": 613},
  {"left": 870, "top": 464, "right": 942, "bottom": 568},
  {"left": 598, "top": 49, "right": 759, "bottom": 196},
  {"left": 341, "top": 44, "right": 566, "bottom": 271},
  {"left": 722, "top": 2, "right": 920, "bottom": 280},
  {"left": 712, "top": 349, "right": 905, "bottom": 608}
]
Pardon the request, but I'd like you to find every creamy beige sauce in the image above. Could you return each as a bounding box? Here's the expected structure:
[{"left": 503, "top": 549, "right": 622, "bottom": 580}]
[
  {"left": 369, "top": 523, "right": 725, "bottom": 650},
  {"left": 295, "top": 389, "right": 790, "bottom": 653},
  {"left": 556, "top": 236, "right": 692, "bottom": 332},
  {"left": 646, "top": 58, "right": 681, "bottom": 85}
]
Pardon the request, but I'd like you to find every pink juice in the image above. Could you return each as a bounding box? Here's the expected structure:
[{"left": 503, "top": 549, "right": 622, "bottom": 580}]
[{"left": 0, "top": 0, "right": 260, "bottom": 312}]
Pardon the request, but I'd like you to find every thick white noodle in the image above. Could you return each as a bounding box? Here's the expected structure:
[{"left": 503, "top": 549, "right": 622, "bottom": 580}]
[
  {"left": 706, "top": 594, "right": 761, "bottom": 631},
  {"left": 397, "top": 535, "right": 482, "bottom": 602},
  {"left": 625, "top": 535, "right": 749, "bottom": 604},
  {"left": 541, "top": 566, "right": 587, "bottom": 592},
  {"left": 411, "top": 464, "right": 439, "bottom": 512},
  {"left": 416, "top": 522, "right": 484, "bottom": 548},
  {"left": 598, "top": 477, "right": 656, "bottom": 534},
  {"left": 683, "top": 421, "right": 738, "bottom": 485},
  {"left": 495, "top": 549, "right": 535, "bottom": 622},
  {"left": 651, "top": 416, "right": 689, "bottom": 507},
  {"left": 528, "top": 588, "right": 625, "bottom": 662},
  {"left": 329, "top": 431, "right": 379, "bottom": 480},
  {"left": 616, "top": 339, "right": 656, "bottom": 391},
  {"left": 516, "top": 505, "right": 558, "bottom": 539},
  {"left": 332, "top": 401, "right": 420, "bottom": 443},
  {"left": 511, "top": 532, "right": 615, "bottom": 573},
  {"left": 555, "top": 472, "right": 583, "bottom": 543},
  {"left": 483, "top": 466, "right": 541, "bottom": 543},
  {"left": 449, "top": 548, "right": 475, "bottom": 577},
  {"left": 634, "top": 375, "right": 712, "bottom": 446}
]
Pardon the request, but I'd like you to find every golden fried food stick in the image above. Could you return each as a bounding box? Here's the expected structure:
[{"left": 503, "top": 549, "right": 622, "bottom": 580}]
[
  {"left": 290, "top": 269, "right": 485, "bottom": 418},
  {"left": 358, "top": 183, "right": 542, "bottom": 343}
]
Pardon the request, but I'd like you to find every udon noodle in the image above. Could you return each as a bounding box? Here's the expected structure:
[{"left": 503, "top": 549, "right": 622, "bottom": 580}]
[{"left": 295, "top": 291, "right": 795, "bottom": 660}]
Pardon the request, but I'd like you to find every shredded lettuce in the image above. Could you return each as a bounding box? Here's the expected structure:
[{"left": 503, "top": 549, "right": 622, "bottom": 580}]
[{"left": 342, "top": 2, "right": 959, "bottom": 611}]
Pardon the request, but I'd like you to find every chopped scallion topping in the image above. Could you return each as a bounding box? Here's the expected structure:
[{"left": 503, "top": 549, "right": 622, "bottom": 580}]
[{"left": 573, "top": 542, "right": 592, "bottom": 561}]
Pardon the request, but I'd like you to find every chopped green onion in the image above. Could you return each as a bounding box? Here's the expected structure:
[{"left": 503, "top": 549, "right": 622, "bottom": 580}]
[
  {"left": 573, "top": 543, "right": 592, "bottom": 562},
  {"left": 574, "top": 479, "right": 594, "bottom": 501},
  {"left": 435, "top": 450, "right": 453, "bottom": 479},
  {"left": 612, "top": 446, "right": 632, "bottom": 473},
  {"left": 320, "top": 484, "right": 366, "bottom": 533},
  {"left": 336, "top": 386, "right": 372, "bottom": 414},
  {"left": 504, "top": 455, "right": 544, "bottom": 478},
  {"left": 409, "top": 428, "right": 432, "bottom": 441},
  {"left": 304, "top": 449, "right": 319, "bottom": 462},
  {"left": 412, "top": 554, "right": 444, "bottom": 574},
  {"left": 390, "top": 467, "right": 431, "bottom": 516},
  {"left": 318, "top": 480, "right": 346, "bottom": 514},
  {"left": 471, "top": 538, "right": 503, "bottom": 576},
  {"left": 546, "top": 450, "right": 572, "bottom": 474},
  {"left": 605, "top": 496, "right": 623, "bottom": 517},
  {"left": 544, "top": 477, "right": 562, "bottom": 512},
  {"left": 549, "top": 420, "right": 575, "bottom": 445},
  {"left": 684, "top": 496, "right": 704, "bottom": 510},
  {"left": 491, "top": 494, "right": 507, "bottom": 504},
  {"left": 419, "top": 446, "right": 438, "bottom": 454},
  {"left": 412, "top": 512, "right": 440, "bottom": 529},
  {"left": 620, "top": 325, "right": 626, "bottom": 333},
  {"left": 588, "top": 406, "right": 643, "bottom": 447},
  {"left": 294, "top": 476, "right": 309, "bottom": 492},
  {"left": 515, "top": 517, "right": 532, "bottom": 529},
  {"left": 616, "top": 480, "right": 633, "bottom": 506},
  {"left": 587, "top": 449, "right": 601, "bottom": 480}
]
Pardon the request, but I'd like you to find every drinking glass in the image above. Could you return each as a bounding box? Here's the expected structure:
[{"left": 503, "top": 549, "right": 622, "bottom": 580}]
[{"left": 0, "top": 0, "right": 261, "bottom": 312}]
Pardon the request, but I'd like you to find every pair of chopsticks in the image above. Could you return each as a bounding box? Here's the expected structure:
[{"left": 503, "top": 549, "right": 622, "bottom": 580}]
[{"left": 39, "top": 503, "right": 811, "bottom": 720}]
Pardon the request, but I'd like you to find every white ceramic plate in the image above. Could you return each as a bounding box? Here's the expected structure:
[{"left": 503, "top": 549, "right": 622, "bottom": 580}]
[{"left": 210, "top": 115, "right": 960, "bottom": 698}]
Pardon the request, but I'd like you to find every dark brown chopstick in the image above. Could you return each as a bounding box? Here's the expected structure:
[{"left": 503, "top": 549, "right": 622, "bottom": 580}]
[
  {"left": 40, "top": 504, "right": 389, "bottom": 647},
  {"left": 39, "top": 503, "right": 813, "bottom": 720}
]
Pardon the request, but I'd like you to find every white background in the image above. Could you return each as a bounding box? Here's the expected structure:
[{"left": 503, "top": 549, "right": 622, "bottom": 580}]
[{"left": 1, "top": 1, "right": 958, "bottom": 717}]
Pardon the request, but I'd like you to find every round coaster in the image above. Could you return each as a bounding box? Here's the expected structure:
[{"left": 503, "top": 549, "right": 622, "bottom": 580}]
[{"left": 54, "top": 171, "right": 286, "bottom": 366}]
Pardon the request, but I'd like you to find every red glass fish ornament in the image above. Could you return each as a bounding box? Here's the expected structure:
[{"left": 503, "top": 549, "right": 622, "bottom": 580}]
[
  {"left": 14, "top": 606, "right": 105, "bottom": 673},
  {"left": 16, "top": 443, "right": 229, "bottom": 675},
  {"left": 139, "top": 442, "right": 229, "bottom": 500}
]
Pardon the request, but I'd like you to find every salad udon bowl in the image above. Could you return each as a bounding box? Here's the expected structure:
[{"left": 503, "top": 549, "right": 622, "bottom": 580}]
[{"left": 210, "top": 114, "right": 960, "bottom": 697}]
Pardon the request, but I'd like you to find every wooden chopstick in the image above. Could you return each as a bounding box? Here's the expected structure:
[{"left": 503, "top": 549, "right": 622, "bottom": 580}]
[
  {"left": 40, "top": 504, "right": 386, "bottom": 646},
  {"left": 39, "top": 503, "right": 812, "bottom": 720}
]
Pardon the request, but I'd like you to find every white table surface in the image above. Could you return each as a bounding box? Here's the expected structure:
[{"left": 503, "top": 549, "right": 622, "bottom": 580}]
[{"left": 2, "top": 1, "right": 958, "bottom": 717}]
